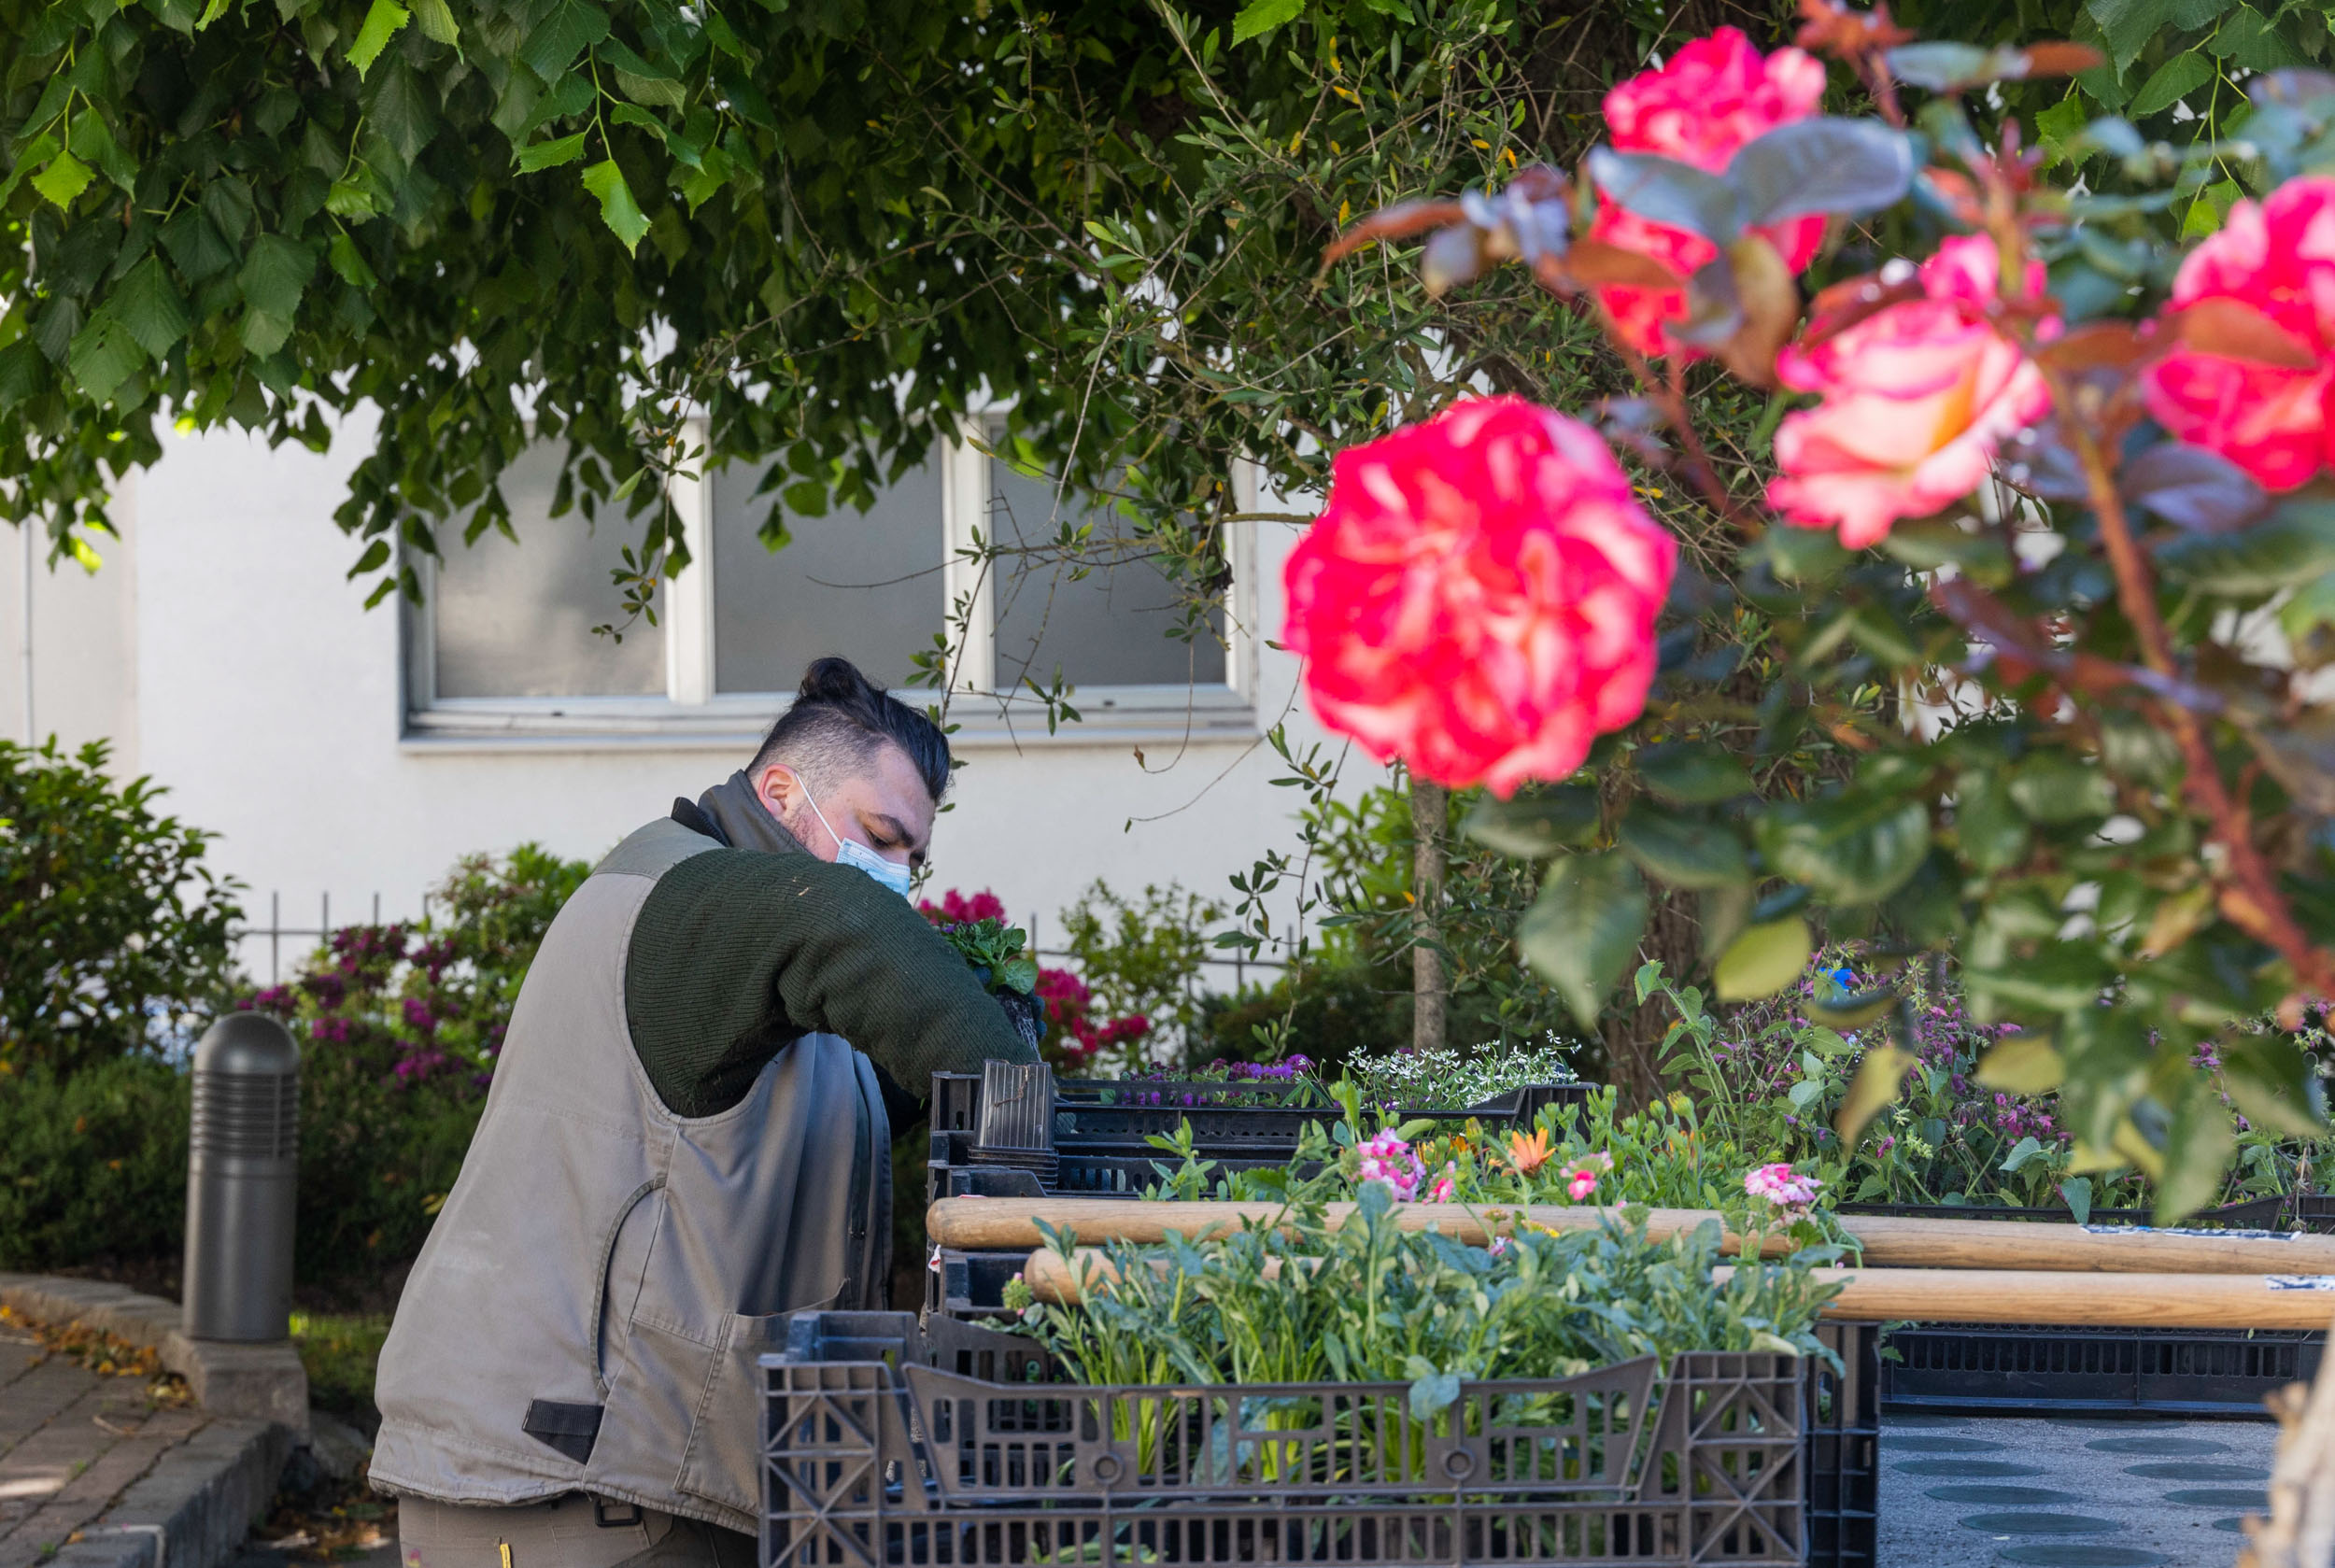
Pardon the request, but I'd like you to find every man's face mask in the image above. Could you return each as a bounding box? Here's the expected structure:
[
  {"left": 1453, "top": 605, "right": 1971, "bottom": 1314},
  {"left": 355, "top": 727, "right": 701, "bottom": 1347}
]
[{"left": 798, "top": 784, "right": 913, "bottom": 899}]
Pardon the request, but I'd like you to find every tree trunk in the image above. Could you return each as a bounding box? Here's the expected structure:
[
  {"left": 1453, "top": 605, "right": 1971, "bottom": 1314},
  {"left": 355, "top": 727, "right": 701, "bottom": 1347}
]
[
  {"left": 1411, "top": 778, "right": 1448, "bottom": 1054},
  {"left": 1597, "top": 883, "right": 1701, "bottom": 1109}
]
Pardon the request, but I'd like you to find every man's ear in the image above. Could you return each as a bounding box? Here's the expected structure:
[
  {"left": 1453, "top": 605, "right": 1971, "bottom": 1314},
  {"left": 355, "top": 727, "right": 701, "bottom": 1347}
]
[{"left": 756, "top": 762, "right": 800, "bottom": 815}]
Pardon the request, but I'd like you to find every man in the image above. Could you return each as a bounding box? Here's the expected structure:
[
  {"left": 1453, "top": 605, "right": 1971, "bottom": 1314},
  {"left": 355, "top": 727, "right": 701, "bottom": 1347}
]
[{"left": 374, "top": 657, "right": 1036, "bottom": 1566}]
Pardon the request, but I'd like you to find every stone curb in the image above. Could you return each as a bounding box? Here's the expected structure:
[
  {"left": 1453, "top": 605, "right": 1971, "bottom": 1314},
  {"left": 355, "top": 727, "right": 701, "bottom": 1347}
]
[
  {"left": 0, "top": 1275, "right": 306, "bottom": 1434},
  {"left": 36, "top": 1420, "right": 294, "bottom": 1568}
]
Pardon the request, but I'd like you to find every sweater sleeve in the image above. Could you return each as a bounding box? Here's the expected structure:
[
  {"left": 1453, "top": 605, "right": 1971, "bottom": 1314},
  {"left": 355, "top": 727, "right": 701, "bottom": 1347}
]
[{"left": 623, "top": 848, "right": 1037, "bottom": 1117}]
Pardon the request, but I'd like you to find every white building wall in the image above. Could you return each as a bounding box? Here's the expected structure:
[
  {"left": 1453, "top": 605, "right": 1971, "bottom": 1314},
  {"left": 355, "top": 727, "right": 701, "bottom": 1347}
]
[
  {"left": 87, "top": 409, "right": 1344, "bottom": 981},
  {"left": 2, "top": 492, "right": 141, "bottom": 770}
]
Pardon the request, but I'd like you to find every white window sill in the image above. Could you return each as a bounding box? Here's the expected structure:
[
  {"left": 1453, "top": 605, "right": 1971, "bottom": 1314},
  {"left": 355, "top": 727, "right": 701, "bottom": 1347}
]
[{"left": 400, "top": 688, "right": 1259, "bottom": 754}]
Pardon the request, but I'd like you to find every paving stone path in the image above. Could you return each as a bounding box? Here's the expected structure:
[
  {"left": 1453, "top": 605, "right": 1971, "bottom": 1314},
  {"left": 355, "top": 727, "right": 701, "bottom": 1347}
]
[
  {"left": 0, "top": 1312, "right": 224, "bottom": 1567},
  {"left": 1878, "top": 1412, "right": 2280, "bottom": 1566}
]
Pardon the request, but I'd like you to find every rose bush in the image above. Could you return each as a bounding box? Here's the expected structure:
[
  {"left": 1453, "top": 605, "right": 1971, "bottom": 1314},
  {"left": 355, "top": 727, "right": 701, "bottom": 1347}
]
[
  {"left": 1281, "top": 395, "right": 1677, "bottom": 797},
  {"left": 1588, "top": 28, "right": 1828, "bottom": 358},
  {"left": 1311, "top": 7, "right": 2335, "bottom": 1218},
  {"left": 1766, "top": 236, "right": 2055, "bottom": 546},
  {"left": 2142, "top": 173, "right": 2335, "bottom": 491}
]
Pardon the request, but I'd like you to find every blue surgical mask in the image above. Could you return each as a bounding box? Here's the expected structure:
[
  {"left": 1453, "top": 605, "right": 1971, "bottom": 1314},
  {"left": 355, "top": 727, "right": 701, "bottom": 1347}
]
[{"left": 800, "top": 787, "right": 914, "bottom": 899}]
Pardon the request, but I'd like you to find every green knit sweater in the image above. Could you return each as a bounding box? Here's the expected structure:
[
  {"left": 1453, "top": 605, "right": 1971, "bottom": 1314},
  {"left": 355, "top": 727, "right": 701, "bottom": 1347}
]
[{"left": 623, "top": 847, "right": 1035, "bottom": 1117}]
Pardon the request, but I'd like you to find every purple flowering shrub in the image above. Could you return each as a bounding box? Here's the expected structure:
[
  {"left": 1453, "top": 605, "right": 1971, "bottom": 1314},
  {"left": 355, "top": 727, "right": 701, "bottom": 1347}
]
[
  {"left": 237, "top": 845, "right": 588, "bottom": 1285},
  {"left": 1643, "top": 952, "right": 2314, "bottom": 1219}
]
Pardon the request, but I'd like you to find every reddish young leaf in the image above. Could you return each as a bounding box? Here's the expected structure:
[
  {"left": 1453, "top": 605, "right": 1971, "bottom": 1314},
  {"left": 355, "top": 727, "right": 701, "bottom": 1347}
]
[
  {"left": 2017, "top": 41, "right": 2105, "bottom": 78},
  {"left": 1715, "top": 234, "right": 1799, "bottom": 388},
  {"left": 2171, "top": 298, "right": 2321, "bottom": 370},
  {"left": 1794, "top": 0, "right": 1915, "bottom": 58},
  {"left": 2037, "top": 320, "right": 2148, "bottom": 374},
  {"left": 1796, "top": 269, "right": 1924, "bottom": 351},
  {"left": 1319, "top": 200, "right": 1468, "bottom": 269},
  {"left": 1562, "top": 239, "right": 1685, "bottom": 290}
]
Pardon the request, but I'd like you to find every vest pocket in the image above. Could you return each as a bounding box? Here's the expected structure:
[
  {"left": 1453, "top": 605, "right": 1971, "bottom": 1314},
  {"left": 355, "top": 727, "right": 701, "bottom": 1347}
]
[{"left": 672, "top": 1308, "right": 822, "bottom": 1517}]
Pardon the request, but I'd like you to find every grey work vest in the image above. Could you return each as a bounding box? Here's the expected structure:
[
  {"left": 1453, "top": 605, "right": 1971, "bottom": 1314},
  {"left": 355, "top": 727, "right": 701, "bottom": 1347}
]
[{"left": 370, "top": 818, "right": 891, "bottom": 1536}]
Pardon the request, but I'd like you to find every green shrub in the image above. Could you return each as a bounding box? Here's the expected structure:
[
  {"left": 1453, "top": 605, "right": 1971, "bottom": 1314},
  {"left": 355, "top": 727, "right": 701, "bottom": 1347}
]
[
  {"left": 1055, "top": 882, "right": 1224, "bottom": 1062},
  {"left": 239, "top": 845, "right": 589, "bottom": 1287},
  {"left": 0, "top": 739, "right": 242, "bottom": 1075},
  {"left": 0, "top": 1056, "right": 190, "bottom": 1270},
  {"left": 1196, "top": 958, "right": 1408, "bottom": 1071},
  {"left": 1, "top": 843, "right": 587, "bottom": 1291}
]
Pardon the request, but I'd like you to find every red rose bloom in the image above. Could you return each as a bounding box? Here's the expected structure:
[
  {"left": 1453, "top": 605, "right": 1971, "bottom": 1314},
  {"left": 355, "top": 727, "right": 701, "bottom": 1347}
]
[
  {"left": 1282, "top": 397, "right": 1677, "bottom": 797},
  {"left": 1589, "top": 28, "right": 1829, "bottom": 359},
  {"left": 2142, "top": 174, "right": 2335, "bottom": 491}
]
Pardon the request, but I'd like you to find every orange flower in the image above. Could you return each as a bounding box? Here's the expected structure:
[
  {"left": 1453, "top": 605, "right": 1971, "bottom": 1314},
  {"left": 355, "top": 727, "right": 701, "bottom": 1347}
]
[{"left": 1505, "top": 1127, "right": 1553, "bottom": 1177}]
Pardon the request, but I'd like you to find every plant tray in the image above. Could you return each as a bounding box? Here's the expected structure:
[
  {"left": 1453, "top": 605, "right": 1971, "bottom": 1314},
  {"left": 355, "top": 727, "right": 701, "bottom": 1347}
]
[
  {"left": 917, "top": 1250, "right": 1875, "bottom": 1568},
  {"left": 927, "top": 1134, "right": 1310, "bottom": 1207},
  {"left": 763, "top": 1311, "right": 1813, "bottom": 1567},
  {"left": 1833, "top": 1200, "right": 2318, "bottom": 1419},
  {"left": 2287, "top": 1194, "right": 2335, "bottom": 1233},
  {"left": 1838, "top": 1196, "right": 2287, "bottom": 1228},
  {"left": 932, "top": 1072, "right": 1592, "bottom": 1157},
  {"left": 1878, "top": 1321, "right": 2323, "bottom": 1419}
]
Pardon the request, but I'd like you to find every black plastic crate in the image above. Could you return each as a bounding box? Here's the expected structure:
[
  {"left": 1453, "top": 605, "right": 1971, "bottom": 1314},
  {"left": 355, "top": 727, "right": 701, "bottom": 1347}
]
[
  {"left": 2289, "top": 1194, "right": 2335, "bottom": 1233},
  {"left": 932, "top": 1070, "right": 1592, "bottom": 1155},
  {"left": 1839, "top": 1195, "right": 2287, "bottom": 1227},
  {"left": 920, "top": 1250, "right": 1875, "bottom": 1568},
  {"left": 1803, "top": 1322, "right": 1876, "bottom": 1568},
  {"left": 927, "top": 1131, "right": 1311, "bottom": 1206},
  {"left": 1880, "top": 1321, "right": 2323, "bottom": 1418},
  {"left": 763, "top": 1310, "right": 1811, "bottom": 1567},
  {"left": 1841, "top": 1198, "right": 2321, "bottom": 1419}
]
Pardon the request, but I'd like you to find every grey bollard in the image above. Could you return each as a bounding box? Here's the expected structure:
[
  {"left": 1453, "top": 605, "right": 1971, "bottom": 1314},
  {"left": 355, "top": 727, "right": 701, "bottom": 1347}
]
[{"left": 184, "top": 1012, "right": 301, "bottom": 1341}]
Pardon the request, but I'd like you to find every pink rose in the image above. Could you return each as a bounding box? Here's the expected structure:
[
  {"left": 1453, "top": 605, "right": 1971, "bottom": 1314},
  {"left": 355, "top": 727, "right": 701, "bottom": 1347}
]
[
  {"left": 2142, "top": 175, "right": 2335, "bottom": 491},
  {"left": 1282, "top": 397, "right": 1677, "bottom": 797},
  {"left": 1589, "top": 28, "right": 1829, "bottom": 359},
  {"left": 1765, "top": 236, "right": 2054, "bottom": 548}
]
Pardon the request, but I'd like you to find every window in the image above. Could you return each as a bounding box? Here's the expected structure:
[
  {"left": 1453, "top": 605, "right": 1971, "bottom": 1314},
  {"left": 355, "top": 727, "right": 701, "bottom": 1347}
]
[
  {"left": 425, "top": 442, "right": 666, "bottom": 700},
  {"left": 403, "top": 420, "right": 1255, "bottom": 746},
  {"left": 712, "top": 449, "right": 946, "bottom": 695},
  {"left": 986, "top": 462, "right": 1227, "bottom": 691}
]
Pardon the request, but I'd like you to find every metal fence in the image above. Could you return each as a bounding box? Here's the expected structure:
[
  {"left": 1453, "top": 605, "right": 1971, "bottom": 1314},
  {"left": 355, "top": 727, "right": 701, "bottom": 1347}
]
[
  {"left": 234, "top": 897, "right": 1289, "bottom": 989},
  {"left": 232, "top": 891, "right": 419, "bottom": 984}
]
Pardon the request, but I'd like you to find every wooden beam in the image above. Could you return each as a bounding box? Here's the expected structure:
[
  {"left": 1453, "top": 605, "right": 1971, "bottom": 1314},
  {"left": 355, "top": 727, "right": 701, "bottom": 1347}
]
[
  {"left": 925, "top": 1195, "right": 2335, "bottom": 1275},
  {"left": 1017, "top": 1247, "right": 2335, "bottom": 1331}
]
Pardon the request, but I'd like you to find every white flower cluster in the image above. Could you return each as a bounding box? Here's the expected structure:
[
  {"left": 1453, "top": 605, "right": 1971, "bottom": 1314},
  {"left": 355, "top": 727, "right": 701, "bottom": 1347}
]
[{"left": 1345, "top": 1034, "right": 1579, "bottom": 1109}]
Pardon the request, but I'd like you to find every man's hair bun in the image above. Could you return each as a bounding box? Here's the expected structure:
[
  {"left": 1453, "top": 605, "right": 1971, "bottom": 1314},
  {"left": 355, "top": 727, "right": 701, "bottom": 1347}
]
[{"left": 799, "top": 657, "right": 879, "bottom": 708}]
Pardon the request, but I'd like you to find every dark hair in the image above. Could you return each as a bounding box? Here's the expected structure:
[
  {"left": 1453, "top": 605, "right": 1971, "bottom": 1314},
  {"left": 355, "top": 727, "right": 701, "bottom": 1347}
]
[{"left": 749, "top": 657, "right": 952, "bottom": 802}]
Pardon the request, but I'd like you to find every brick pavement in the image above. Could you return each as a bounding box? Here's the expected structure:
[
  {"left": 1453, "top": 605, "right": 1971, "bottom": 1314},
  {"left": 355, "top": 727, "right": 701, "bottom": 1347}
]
[{"left": 0, "top": 1311, "right": 219, "bottom": 1567}]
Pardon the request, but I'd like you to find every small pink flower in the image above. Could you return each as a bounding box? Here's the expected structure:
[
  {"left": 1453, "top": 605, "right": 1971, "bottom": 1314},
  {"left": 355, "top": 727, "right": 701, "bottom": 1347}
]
[
  {"left": 1356, "top": 1130, "right": 1425, "bottom": 1203},
  {"left": 1430, "top": 1164, "right": 1457, "bottom": 1204},
  {"left": 1555, "top": 1151, "right": 1612, "bottom": 1203},
  {"left": 1744, "top": 1162, "right": 1823, "bottom": 1212},
  {"left": 1766, "top": 236, "right": 2054, "bottom": 548}
]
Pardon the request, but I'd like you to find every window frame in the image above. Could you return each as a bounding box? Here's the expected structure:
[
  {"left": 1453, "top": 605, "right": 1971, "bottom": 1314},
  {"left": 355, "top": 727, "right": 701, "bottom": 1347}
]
[{"left": 400, "top": 417, "right": 1260, "bottom": 750}]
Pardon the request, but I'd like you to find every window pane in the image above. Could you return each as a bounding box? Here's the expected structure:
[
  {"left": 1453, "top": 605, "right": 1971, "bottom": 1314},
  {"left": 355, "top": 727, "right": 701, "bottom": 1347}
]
[
  {"left": 989, "top": 467, "right": 1226, "bottom": 689},
  {"left": 432, "top": 442, "right": 665, "bottom": 699},
  {"left": 712, "top": 449, "right": 945, "bottom": 694}
]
